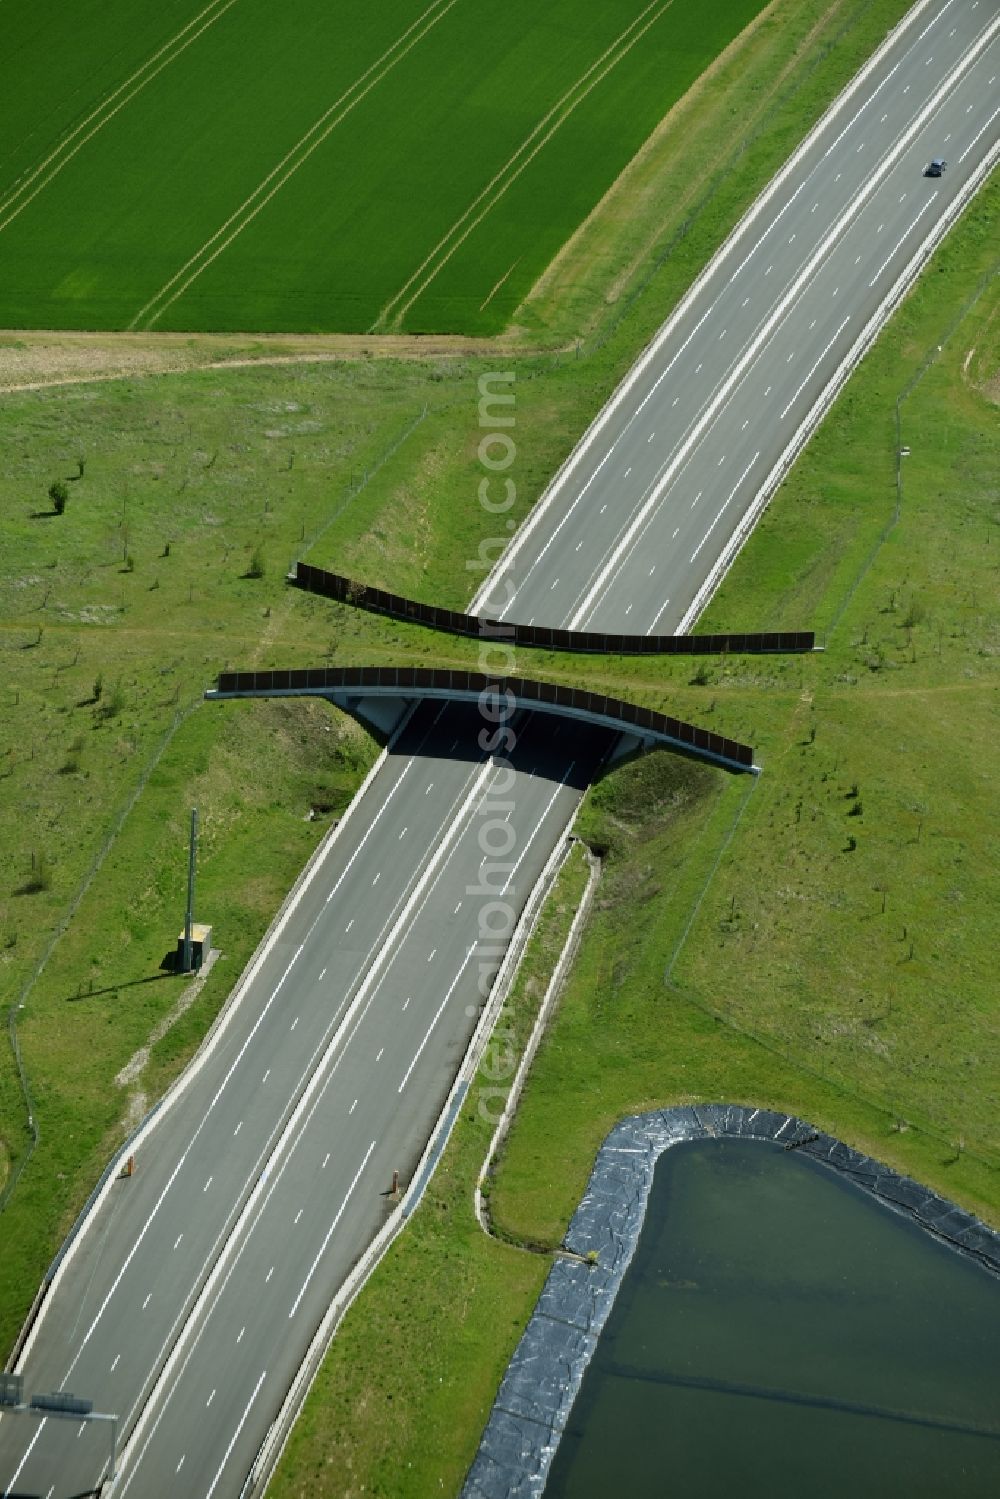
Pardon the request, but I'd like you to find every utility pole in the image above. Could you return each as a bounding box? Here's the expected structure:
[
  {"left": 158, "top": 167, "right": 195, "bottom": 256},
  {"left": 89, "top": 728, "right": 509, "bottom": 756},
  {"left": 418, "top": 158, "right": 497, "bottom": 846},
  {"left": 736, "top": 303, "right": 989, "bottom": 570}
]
[{"left": 181, "top": 807, "right": 198, "bottom": 974}]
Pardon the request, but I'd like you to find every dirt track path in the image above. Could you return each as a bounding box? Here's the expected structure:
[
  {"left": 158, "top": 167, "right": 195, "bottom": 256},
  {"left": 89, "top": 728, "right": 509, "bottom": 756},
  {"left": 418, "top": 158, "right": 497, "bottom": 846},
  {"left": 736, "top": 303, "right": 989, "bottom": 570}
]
[{"left": 0, "top": 327, "right": 534, "bottom": 395}]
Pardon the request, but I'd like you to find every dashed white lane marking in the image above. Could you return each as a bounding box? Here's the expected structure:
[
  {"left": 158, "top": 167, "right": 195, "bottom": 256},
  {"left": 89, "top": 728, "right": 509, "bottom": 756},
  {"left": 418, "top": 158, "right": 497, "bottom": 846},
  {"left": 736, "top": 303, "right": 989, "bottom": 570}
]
[
  {"left": 78, "top": 1424, "right": 87, "bottom": 1438},
  {"left": 624, "top": 466, "right": 632, "bottom": 476},
  {"left": 291, "top": 1017, "right": 301, "bottom": 1033},
  {"left": 398, "top": 827, "right": 408, "bottom": 839},
  {"left": 265, "top": 1267, "right": 274, "bottom": 1284},
  {"left": 295, "top": 1209, "right": 303, "bottom": 1224},
  {"left": 832, "top": 286, "right": 839, "bottom": 296},
  {"left": 575, "top": 541, "right": 583, "bottom": 551},
  {"left": 780, "top": 315, "right": 851, "bottom": 419},
  {"left": 835, "top": 171, "right": 841, "bottom": 180},
  {"left": 454, "top": 901, "right": 462, "bottom": 913},
  {"left": 690, "top": 490, "right": 702, "bottom": 508},
  {"left": 786, "top": 351, "right": 795, "bottom": 362},
  {"left": 855, "top": 254, "right": 862, "bottom": 264},
  {"left": 402, "top": 996, "right": 411, "bottom": 1011},
  {"left": 869, "top": 194, "right": 937, "bottom": 286},
  {"left": 204, "top": 1370, "right": 267, "bottom": 1499},
  {"left": 625, "top": 603, "right": 633, "bottom": 614},
  {"left": 646, "top": 596, "right": 671, "bottom": 633},
  {"left": 176, "top": 1456, "right": 185, "bottom": 1474},
  {"left": 788, "top": 234, "right": 795, "bottom": 244},
  {"left": 742, "top": 418, "right": 750, "bottom": 430},
  {"left": 322, "top": 1152, "right": 330, "bottom": 1168},
  {"left": 672, "top": 395, "right": 680, "bottom": 405},
  {"left": 111, "top": 1354, "right": 120, "bottom": 1372},
  {"left": 425, "top": 783, "right": 433, "bottom": 794},
  {"left": 741, "top": 295, "right": 750, "bottom": 306},
  {"left": 376, "top": 1047, "right": 384, "bottom": 1062},
  {"left": 550, "top": 578, "right": 559, "bottom": 589},
  {"left": 318, "top": 967, "right": 326, "bottom": 982},
  {"left": 206, "top": 1389, "right": 216, "bottom": 1408},
  {"left": 903, "top": 83, "right": 910, "bottom": 92},
  {"left": 649, "top": 564, "right": 656, "bottom": 575},
  {"left": 599, "top": 504, "right": 607, "bottom": 513},
  {"left": 237, "top": 1326, "right": 245, "bottom": 1344},
  {"left": 691, "top": 452, "right": 760, "bottom": 563},
  {"left": 880, "top": 112, "right": 888, "bottom": 122},
  {"left": 718, "top": 327, "right": 727, "bottom": 338},
  {"left": 695, "top": 362, "right": 702, "bottom": 373},
  {"left": 203, "top": 1176, "right": 213, "bottom": 1193},
  {"left": 372, "top": 872, "right": 380, "bottom": 885},
  {"left": 234, "top": 1120, "right": 242, "bottom": 1136},
  {"left": 764, "top": 264, "right": 772, "bottom": 276},
  {"left": 647, "top": 431, "right": 655, "bottom": 442},
  {"left": 856, "top": 140, "right": 864, "bottom": 151},
  {"left": 808, "top": 318, "right": 816, "bottom": 330},
  {"left": 717, "top": 453, "right": 726, "bottom": 465},
  {"left": 764, "top": 386, "right": 772, "bottom": 397},
  {"left": 173, "top": 1234, "right": 183, "bottom": 1251},
  {"left": 345, "top": 919, "right": 354, "bottom": 934},
  {"left": 143, "top": 1294, "right": 152, "bottom": 1310},
  {"left": 289, "top": 1141, "right": 377, "bottom": 1318},
  {"left": 427, "top": 948, "right": 437, "bottom": 962},
  {"left": 262, "top": 1068, "right": 270, "bottom": 1083},
  {"left": 672, "top": 527, "right": 680, "bottom": 540}
]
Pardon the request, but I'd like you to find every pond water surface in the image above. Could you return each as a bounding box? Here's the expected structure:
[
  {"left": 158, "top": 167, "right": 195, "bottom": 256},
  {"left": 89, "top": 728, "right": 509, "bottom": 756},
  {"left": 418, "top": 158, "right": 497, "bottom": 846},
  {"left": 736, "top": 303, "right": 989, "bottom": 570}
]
[{"left": 544, "top": 1137, "right": 1000, "bottom": 1498}]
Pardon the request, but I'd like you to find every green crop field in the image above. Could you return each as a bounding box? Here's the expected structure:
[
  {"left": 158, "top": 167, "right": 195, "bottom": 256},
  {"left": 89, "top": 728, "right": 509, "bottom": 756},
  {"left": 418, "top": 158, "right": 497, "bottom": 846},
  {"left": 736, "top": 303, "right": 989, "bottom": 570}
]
[{"left": 0, "top": 0, "right": 765, "bottom": 334}]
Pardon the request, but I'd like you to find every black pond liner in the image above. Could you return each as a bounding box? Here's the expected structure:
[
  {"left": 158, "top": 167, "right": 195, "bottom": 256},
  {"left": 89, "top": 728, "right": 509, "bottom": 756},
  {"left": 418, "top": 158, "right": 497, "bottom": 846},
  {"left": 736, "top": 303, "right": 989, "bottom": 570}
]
[{"left": 461, "top": 1104, "right": 1000, "bottom": 1499}]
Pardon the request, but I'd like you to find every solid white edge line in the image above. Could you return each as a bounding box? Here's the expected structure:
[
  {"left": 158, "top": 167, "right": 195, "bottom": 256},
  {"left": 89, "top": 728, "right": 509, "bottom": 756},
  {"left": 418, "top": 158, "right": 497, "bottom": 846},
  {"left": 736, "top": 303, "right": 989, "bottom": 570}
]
[
  {"left": 242, "top": 790, "right": 586, "bottom": 1497},
  {"left": 287, "top": 1141, "right": 377, "bottom": 1319},
  {"left": 677, "top": 129, "right": 1000, "bottom": 633},
  {"left": 12, "top": 709, "right": 416, "bottom": 1377},
  {"left": 108, "top": 752, "right": 497, "bottom": 1487},
  {"left": 567, "top": 19, "right": 998, "bottom": 628},
  {"left": 203, "top": 1369, "right": 267, "bottom": 1499},
  {"left": 466, "top": 0, "right": 938, "bottom": 619}
]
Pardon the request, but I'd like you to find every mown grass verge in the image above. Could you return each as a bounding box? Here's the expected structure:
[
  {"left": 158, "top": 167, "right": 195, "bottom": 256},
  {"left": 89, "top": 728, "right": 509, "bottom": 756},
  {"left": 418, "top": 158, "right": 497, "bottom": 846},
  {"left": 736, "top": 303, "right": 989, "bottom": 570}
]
[
  {"left": 0, "top": 695, "right": 376, "bottom": 1357},
  {"left": 271, "top": 842, "right": 592, "bottom": 1498},
  {"left": 0, "top": 0, "right": 987, "bottom": 1479},
  {"left": 268, "top": 132, "right": 999, "bottom": 1499}
]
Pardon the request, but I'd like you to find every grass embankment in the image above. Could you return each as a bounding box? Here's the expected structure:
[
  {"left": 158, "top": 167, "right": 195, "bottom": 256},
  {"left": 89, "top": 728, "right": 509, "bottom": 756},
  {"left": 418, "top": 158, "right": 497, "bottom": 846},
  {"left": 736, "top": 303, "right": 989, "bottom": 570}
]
[
  {"left": 269, "top": 147, "right": 1000, "bottom": 1499},
  {"left": 494, "top": 190, "right": 1000, "bottom": 1230},
  {"left": 272, "top": 843, "right": 592, "bottom": 1497},
  {"left": 0, "top": 0, "right": 970, "bottom": 1467}
]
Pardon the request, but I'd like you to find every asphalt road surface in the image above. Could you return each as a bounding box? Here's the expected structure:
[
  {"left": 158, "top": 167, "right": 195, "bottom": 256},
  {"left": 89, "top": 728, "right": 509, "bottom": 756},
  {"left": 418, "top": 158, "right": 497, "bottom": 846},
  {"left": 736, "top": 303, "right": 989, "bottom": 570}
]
[
  {"left": 2, "top": 1, "right": 997, "bottom": 1495},
  {"left": 475, "top": 0, "right": 1000, "bottom": 634},
  {"left": 1, "top": 703, "right": 615, "bottom": 1497}
]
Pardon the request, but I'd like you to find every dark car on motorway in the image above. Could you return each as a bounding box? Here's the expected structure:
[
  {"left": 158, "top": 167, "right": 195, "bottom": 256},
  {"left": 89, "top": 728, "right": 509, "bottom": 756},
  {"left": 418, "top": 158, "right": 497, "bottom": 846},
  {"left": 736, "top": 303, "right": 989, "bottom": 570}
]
[{"left": 925, "top": 158, "right": 947, "bottom": 177}]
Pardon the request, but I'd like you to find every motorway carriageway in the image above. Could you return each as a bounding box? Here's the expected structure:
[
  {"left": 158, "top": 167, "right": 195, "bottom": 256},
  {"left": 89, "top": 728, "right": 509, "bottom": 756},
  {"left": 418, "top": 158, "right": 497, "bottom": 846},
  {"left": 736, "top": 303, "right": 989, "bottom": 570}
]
[
  {"left": 477, "top": 0, "right": 1000, "bottom": 634},
  {"left": 0, "top": 703, "right": 615, "bottom": 1497},
  {"left": 2, "top": 1, "right": 998, "bottom": 1494}
]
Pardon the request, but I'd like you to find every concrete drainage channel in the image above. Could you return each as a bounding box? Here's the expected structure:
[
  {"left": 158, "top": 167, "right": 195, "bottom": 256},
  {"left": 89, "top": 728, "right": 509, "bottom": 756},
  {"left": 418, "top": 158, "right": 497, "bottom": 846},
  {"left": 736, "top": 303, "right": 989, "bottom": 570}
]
[{"left": 462, "top": 1103, "right": 1000, "bottom": 1499}]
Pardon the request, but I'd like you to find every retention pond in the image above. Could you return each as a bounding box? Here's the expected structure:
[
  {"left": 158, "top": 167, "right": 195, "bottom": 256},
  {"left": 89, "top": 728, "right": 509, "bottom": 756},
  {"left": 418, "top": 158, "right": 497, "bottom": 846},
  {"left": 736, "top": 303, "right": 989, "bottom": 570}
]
[
  {"left": 464, "top": 1108, "right": 1000, "bottom": 1499},
  {"left": 545, "top": 1136, "right": 1000, "bottom": 1497}
]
